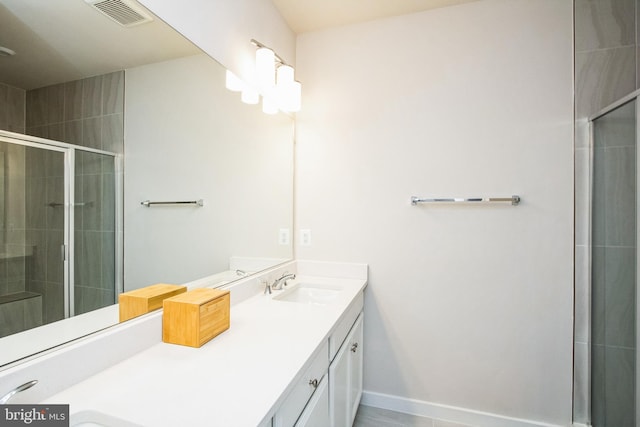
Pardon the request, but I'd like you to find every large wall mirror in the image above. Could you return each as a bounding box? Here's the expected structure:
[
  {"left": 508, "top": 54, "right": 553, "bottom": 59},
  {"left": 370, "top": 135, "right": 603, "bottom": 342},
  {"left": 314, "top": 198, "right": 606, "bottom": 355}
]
[{"left": 0, "top": 0, "right": 293, "bottom": 368}]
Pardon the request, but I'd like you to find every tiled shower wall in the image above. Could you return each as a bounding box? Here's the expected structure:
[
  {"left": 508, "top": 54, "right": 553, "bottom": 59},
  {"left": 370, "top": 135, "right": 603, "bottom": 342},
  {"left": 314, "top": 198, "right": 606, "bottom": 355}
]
[
  {"left": 24, "top": 71, "right": 123, "bottom": 317},
  {"left": 0, "top": 82, "right": 25, "bottom": 134},
  {"left": 0, "top": 82, "right": 27, "bottom": 263},
  {"left": 24, "top": 71, "right": 124, "bottom": 153},
  {"left": 574, "top": 0, "right": 639, "bottom": 423}
]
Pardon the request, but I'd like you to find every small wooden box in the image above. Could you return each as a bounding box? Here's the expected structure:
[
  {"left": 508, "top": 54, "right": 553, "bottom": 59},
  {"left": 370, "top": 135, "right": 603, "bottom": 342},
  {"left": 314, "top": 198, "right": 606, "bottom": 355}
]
[
  {"left": 162, "top": 288, "right": 230, "bottom": 348},
  {"left": 118, "top": 284, "right": 187, "bottom": 322}
]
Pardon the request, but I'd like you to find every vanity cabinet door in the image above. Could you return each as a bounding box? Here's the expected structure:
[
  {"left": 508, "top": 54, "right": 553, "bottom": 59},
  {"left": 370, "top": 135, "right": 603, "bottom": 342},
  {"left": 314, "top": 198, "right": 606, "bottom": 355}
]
[
  {"left": 330, "top": 312, "right": 363, "bottom": 427},
  {"left": 329, "top": 334, "right": 350, "bottom": 427},
  {"left": 294, "top": 376, "right": 329, "bottom": 427},
  {"left": 347, "top": 315, "right": 364, "bottom": 425}
]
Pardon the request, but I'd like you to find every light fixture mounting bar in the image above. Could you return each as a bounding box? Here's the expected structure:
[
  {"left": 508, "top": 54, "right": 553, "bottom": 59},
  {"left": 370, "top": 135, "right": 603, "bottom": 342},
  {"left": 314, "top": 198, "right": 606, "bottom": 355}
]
[{"left": 250, "top": 38, "right": 287, "bottom": 66}]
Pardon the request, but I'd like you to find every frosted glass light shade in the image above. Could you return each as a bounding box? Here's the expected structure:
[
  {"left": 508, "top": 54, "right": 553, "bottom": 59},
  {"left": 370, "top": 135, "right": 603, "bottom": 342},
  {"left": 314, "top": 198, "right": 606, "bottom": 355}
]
[
  {"left": 262, "top": 87, "right": 279, "bottom": 114},
  {"left": 275, "top": 64, "right": 301, "bottom": 112},
  {"left": 262, "top": 96, "right": 278, "bottom": 115},
  {"left": 277, "top": 65, "right": 294, "bottom": 87},
  {"left": 225, "top": 70, "right": 244, "bottom": 92},
  {"left": 256, "top": 47, "right": 275, "bottom": 90},
  {"left": 241, "top": 87, "right": 259, "bottom": 104},
  {"left": 288, "top": 81, "right": 301, "bottom": 112},
  {"left": 279, "top": 80, "right": 301, "bottom": 113}
]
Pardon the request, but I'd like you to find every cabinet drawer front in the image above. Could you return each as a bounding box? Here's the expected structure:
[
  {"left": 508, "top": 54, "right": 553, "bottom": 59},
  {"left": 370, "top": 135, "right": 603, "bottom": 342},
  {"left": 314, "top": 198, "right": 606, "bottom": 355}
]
[
  {"left": 275, "top": 341, "right": 329, "bottom": 427},
  {"left": 294, "top": 376, "right": 329, "bottom": 427},
  {"left": 329, "top": 341, "right": 349, "bottom": 427},
  {"left": 329, "top": 292, "right": 363, "bottom": 361}
]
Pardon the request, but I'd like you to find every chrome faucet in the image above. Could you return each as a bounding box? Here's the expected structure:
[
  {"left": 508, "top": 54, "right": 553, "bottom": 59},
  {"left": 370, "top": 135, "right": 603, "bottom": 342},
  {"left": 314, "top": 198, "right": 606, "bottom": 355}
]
[
  {"left": 271, "top": 273, "right": 296, "bottom": 290},
  {"left": 263, "top": 280, "right": 272, "bottom": 295},
  {"left": 0, "top": 380, "right": 38, "bottom": 404}
]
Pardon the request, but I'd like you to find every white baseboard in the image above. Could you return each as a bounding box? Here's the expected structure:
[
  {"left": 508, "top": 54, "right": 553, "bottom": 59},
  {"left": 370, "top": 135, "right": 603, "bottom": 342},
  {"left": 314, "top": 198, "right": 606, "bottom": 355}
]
[{"left": 361, "top": 391, "right": 566, "bottom": 427}]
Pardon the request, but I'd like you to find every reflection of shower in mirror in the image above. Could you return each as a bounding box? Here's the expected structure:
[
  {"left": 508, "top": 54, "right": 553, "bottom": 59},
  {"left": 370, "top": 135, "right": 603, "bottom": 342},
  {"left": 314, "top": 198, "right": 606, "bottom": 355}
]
[{"left": 0, "top": 134, "right": 118, "bottom": 339}]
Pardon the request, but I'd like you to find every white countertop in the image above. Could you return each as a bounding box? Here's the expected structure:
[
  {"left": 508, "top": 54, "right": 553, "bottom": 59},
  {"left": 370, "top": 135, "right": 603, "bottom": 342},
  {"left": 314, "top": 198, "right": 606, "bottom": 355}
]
[{"left": 44, "top": 275, "right": 367, "bottom": 427}]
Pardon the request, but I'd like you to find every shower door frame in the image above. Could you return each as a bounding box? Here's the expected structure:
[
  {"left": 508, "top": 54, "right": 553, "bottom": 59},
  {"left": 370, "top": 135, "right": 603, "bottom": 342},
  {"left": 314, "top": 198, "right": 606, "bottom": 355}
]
[
  {"left": 589, "top": 89, "right": 640, "bottom": 427},
  {"left": 0, "top": 130, "right": 123, "bottom": 319}
]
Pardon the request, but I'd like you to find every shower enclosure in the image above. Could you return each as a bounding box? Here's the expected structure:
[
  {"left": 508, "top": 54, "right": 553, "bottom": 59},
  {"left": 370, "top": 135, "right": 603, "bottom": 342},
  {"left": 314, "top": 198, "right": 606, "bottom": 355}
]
[
  {"left": 0, "top": 132, "right": 120, "bottom": 338},
  {"left": 589, "top": 97, "right": 637, "bottom": 426}
]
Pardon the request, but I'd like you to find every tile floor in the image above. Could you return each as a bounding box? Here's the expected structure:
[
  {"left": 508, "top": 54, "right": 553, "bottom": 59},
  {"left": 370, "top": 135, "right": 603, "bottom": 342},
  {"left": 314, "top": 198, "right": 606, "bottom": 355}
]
[{"left": 353, "top": 405, "right": 473, "bottom": 427}]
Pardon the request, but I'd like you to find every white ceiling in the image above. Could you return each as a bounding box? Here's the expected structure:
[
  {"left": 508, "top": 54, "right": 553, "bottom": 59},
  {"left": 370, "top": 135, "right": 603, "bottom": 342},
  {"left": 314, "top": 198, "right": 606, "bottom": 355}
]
[
  {"left": 271, "top": 0, "right": 480, "bottom": 34},
  {"left": 0, "top": 0, "right": 200, "bottom": 90}
]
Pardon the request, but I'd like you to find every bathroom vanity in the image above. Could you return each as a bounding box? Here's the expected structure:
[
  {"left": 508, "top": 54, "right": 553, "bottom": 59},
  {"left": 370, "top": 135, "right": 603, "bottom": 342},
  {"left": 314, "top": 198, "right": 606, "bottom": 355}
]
[
  {"left": 272, "top": 286, "right": 364, "bottom": 427},
  {"left": 26, "top": 261, "right": 367, "bottom": 427}
]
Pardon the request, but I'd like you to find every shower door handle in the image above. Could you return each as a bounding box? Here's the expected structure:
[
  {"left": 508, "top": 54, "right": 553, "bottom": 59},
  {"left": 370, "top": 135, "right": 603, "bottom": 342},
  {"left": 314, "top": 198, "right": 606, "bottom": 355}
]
[{"left": 61, "top": 244, "right": 67, "bottom": 261}]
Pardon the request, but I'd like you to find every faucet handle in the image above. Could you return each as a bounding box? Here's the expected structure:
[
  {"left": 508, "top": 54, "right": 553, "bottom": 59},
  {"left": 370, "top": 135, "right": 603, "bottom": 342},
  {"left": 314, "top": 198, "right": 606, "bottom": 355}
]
[{"left": 262, "top": 280, "right": 272, "bottom": 295}]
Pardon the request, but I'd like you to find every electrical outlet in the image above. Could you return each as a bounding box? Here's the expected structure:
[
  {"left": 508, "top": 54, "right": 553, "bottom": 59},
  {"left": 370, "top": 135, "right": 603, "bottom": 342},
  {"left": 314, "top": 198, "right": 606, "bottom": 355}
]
[
  {"left": 278, "top": 228, "right": 290, "bottom": 245},
  {"left": 300, "top": 229, "right": 311, "bottom": 246}
]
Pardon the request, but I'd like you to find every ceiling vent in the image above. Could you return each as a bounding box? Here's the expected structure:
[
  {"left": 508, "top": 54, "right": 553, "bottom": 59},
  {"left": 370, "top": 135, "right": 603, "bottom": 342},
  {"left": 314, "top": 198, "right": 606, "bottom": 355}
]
[{"left": 85, "top": 0, "right": 153, "bottom": 27}]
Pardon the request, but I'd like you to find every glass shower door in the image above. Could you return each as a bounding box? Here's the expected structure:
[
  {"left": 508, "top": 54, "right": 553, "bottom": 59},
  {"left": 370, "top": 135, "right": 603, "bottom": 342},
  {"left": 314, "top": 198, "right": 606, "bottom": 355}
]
[
  {"left": 591, "top": 99, "right": 637, "bottom": 427},
  {"left": 0, "top": 133, "right": 120, "bottom": 343},
  {"left": 73, "top": 150, "right": 116, "bottom": 315},
  {"left": 0, "top": 139, "right": 67, "bottom": 338}
]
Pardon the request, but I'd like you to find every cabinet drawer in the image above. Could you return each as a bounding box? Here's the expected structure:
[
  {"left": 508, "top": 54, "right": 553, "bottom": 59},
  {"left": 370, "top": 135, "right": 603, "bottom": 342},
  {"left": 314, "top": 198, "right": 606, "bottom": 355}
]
[
  {"left": 295, "top": 375, "right": 329, "bottom": 427},
  {"left": 329, "top": 292, "right": 363, "bottom": 361},
  {"left": 275, "top": 341, "right": 329, "bottom": 427}
]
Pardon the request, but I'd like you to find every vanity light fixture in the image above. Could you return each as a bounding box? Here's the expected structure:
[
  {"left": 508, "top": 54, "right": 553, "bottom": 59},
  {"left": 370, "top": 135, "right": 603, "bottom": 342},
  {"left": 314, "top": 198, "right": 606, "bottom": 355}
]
[
  {"left": 241, "top": 86, "right": 260, "bottom": 105},
  {"left": 256, "top": 46, "right": 276, "bottom": 90},
  {"left": 262, "top": 89, "right": 279, "bottom": 115},
  {"left": 285, "top": 81, "right": 302, "bottom": 113},
  {"left": 226, "top": 69, "right": 260, "bottom": 105},
  {"left": 225, "top": 39, "right": 302, "bottom": 113},
  {"left": 225, "top": 70, "right": 244, "bottom": 92},
  {"left": 276, "top": 65, "right": 301, "bottom": 113}
]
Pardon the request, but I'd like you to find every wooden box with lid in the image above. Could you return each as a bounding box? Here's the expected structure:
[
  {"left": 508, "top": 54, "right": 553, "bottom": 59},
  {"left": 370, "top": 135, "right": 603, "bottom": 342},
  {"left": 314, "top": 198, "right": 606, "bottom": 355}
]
[
  {"left": 118, "top": 283, "right": 187, "bottom": 322},
  {"left": 162, "top": 288, "right": 230, "bottom": 348}
]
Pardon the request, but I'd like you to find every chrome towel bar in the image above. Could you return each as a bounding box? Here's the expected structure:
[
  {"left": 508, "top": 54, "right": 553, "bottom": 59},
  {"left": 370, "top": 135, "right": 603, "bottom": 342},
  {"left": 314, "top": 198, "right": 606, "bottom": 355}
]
[
  {"left": 411, "top": 195, "right": 521, "bottom": 206},
  {"left": 141, "top": 199, "right": 204, "bottom": 207}
]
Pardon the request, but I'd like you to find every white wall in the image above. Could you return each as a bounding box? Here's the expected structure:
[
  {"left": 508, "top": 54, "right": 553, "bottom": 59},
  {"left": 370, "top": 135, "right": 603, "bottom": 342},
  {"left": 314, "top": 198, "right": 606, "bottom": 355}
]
[
  {"left": 124, "top": 54, "right": 293, "bottom": 289},
  {"left": 295, "top": 0, "right": 574, "bottom": 425},
  {"left": 137, "top": 0, "right": 296, "bottom": 90}
]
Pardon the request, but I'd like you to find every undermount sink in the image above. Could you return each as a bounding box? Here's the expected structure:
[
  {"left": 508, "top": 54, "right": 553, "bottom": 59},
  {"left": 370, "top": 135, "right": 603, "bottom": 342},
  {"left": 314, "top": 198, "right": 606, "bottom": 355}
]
[
  {"left": 274, "top": 283, "right": 342, "bottom": 305},
  {"left": 70, "top": 410, "right": 142, "bottom": 427}
]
